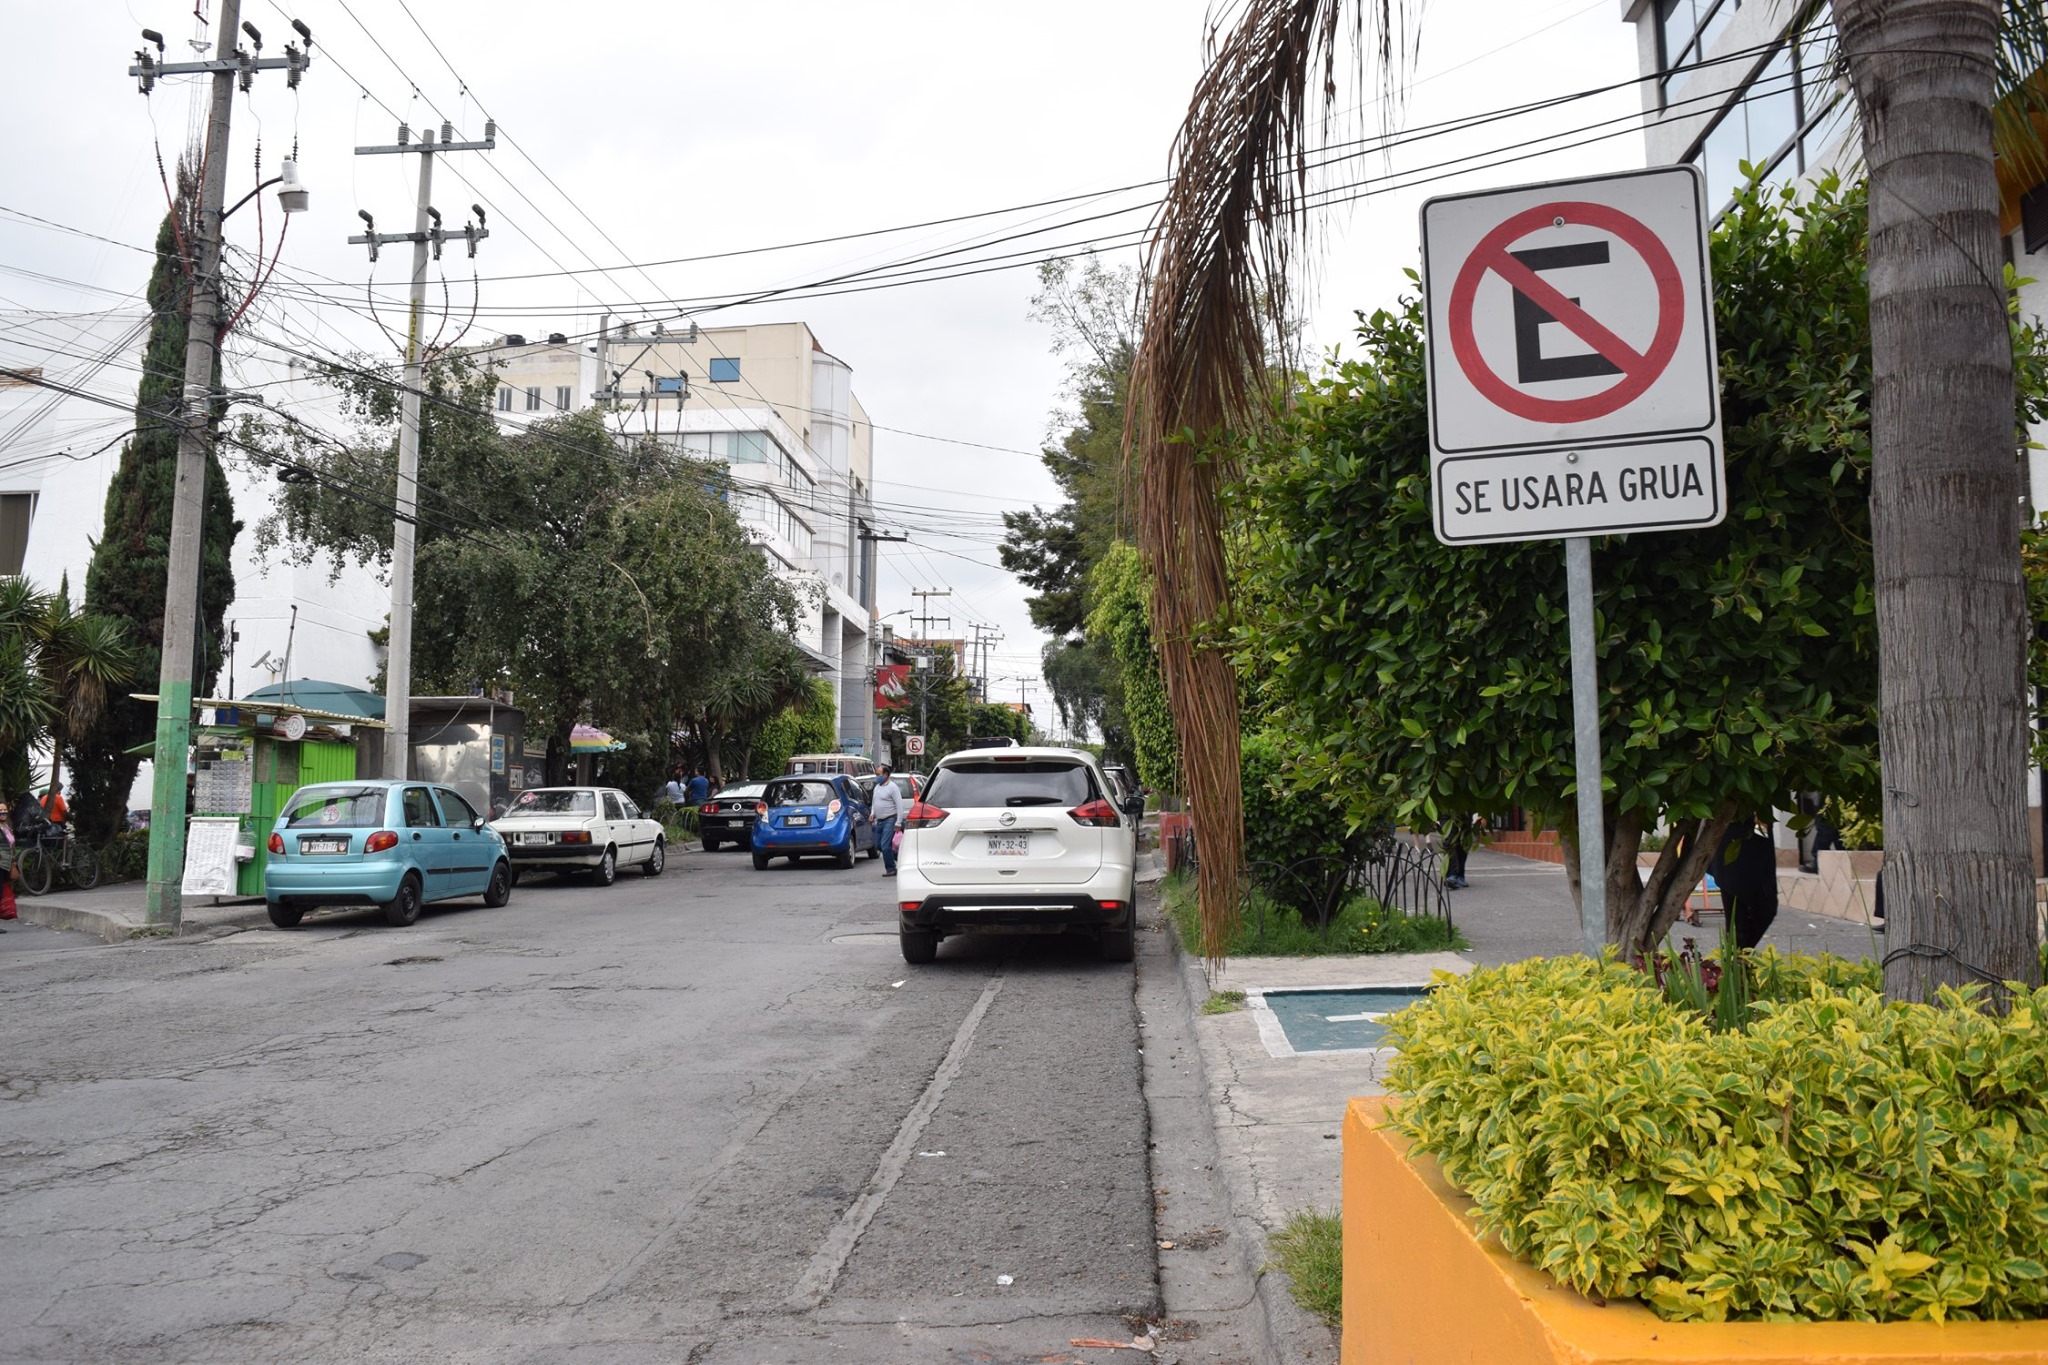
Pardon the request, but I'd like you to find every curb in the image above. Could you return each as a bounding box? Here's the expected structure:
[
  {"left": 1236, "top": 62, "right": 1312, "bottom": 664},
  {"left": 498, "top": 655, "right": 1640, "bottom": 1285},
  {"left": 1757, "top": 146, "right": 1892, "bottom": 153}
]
[
  {"left": 1155, "top": 864, "right": 1342, "bottom": 1365},
  {"left": 13, "top": 893, "right": 273, "bottom": 944}
]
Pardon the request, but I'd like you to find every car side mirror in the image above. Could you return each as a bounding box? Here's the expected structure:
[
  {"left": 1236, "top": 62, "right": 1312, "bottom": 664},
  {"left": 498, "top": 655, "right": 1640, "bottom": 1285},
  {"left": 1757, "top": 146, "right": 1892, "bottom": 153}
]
[
  {"left": 473, "top": 816, "right": 488, "bottom": 831},
  {"left": 1121, "top": 796, "right": 1146, "bottom": 817}
]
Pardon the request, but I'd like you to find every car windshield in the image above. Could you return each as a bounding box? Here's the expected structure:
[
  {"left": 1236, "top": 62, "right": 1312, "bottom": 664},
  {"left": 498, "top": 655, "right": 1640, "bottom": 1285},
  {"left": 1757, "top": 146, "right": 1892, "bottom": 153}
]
[
  {"left": 764, "top": 780, "right": 835, "bottom": 807},
  {"left": 283, "top": 786, "right": 387, "bottom": 828},
  {"left": 506, "top": 790, "right": 595, "bottom": 816},
  {"left": 925, "top": 761, "right": 1093, "bottom": 808},
  {"left": 714, "top": 783, "right": 765, "bottom": 800}
]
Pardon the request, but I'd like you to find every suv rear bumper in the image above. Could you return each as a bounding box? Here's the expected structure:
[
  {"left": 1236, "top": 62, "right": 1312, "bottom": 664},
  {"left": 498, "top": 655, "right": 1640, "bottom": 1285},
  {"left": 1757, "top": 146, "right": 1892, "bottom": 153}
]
[{"left": 901, "top": 893, "right": 1129, "bottom": 931}]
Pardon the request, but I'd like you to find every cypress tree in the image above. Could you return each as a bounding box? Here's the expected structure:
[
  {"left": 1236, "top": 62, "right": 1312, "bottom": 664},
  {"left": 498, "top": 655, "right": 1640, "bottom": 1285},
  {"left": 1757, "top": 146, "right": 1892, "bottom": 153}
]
[{"left": 68, "top": 179, "right": 240, "bottom": 840}]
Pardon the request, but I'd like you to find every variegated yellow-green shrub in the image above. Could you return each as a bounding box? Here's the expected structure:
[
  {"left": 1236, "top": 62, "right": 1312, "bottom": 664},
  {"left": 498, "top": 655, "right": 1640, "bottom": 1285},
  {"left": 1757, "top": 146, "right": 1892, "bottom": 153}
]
[{"left": 1384, "top": 954, "right": 2048, "bottom": 1323}]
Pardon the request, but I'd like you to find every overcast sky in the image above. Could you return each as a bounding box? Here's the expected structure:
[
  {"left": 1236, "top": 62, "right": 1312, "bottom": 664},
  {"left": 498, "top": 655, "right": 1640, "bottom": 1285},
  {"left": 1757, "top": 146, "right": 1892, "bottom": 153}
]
[{"left": 5, "top": 0, "right": 1644, "bottom": 727}]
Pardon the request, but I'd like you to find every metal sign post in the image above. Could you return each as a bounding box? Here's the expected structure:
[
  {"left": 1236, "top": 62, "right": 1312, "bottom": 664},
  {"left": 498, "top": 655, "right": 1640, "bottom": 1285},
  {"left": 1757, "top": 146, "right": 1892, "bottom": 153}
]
[
  {"left": 1420, "top": 165, "right": 1723, "bottom": 955},
  {"left": 1565, "top": 537, "right": 1605, "bottom": 956}
]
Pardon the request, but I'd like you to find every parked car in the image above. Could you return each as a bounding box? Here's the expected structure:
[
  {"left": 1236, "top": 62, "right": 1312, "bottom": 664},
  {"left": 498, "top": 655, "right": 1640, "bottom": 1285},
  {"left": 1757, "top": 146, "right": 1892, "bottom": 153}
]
[
  {"left": 851, "top": 772, "right": 925, "bottom": 809},
  {"left": 698, "top": 781, "right": 767, "bottom": 851},
  {"left": 264, "top": 780, "right": 512, "bottom": 929},
  {"left": 894, "top": 746, "right": 1143, "bottom": 965},
  {"left": 751, "top": 775, "right": 876, "bottom": 870},
  {"left": 492, "top": 786, "right": 665, "bottom": 885}
]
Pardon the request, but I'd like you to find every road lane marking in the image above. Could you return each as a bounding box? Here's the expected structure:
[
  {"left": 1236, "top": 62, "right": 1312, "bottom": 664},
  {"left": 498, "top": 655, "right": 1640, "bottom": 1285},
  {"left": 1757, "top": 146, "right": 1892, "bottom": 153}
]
[{"left": 783, "top": 970, "right": 1007, "bottom": 1310}]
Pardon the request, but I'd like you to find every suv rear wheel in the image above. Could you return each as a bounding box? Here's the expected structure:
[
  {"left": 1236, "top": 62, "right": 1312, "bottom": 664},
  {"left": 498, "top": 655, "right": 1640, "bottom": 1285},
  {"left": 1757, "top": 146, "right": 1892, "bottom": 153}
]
[
  {"left": 900, "top": 923, "right": 938, "bottom": 963},
  {"left": 1099, "top": 915, "right": 1135, "bottom": 962}
]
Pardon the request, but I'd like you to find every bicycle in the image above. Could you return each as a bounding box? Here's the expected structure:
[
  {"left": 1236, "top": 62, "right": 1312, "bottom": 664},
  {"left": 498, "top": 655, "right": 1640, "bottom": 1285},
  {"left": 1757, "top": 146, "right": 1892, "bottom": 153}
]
[{"left": 14, "top": 830, "right": 101, "bottom": 897}]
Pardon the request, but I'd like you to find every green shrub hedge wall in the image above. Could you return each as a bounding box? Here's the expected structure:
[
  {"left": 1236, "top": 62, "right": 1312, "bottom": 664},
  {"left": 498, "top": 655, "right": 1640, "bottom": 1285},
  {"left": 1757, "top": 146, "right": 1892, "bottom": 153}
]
[{"left": 1385, "top": 954, "right": 2048, "bottom": 1323}]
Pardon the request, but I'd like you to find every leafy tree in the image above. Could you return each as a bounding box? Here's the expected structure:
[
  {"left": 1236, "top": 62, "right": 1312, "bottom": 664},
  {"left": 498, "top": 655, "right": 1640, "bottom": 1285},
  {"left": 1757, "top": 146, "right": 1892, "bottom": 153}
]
[
  {"left": 1233, "top": 179, "right": 2048, "bottom": 960},
  {"left": 1128, "top": 0, "right": 2048, "bottom": 986},
  {"left": 1001, "top": 256, "right": 1142, "bottom": 766},
  {"left": 0, "top": 577, "right": 137, "bottom": 801},
  {"left": 748, "top": 678, "right": 838, "bottom": 780},
  {"left": 256, "top": 358, "right": 800, "bottom": 785},
  {"left": 68, "top": 197, "right": 241, "bottom": 840},
  {"left": 1086, "top": 542, "right": 1177, "bottom": 795}
]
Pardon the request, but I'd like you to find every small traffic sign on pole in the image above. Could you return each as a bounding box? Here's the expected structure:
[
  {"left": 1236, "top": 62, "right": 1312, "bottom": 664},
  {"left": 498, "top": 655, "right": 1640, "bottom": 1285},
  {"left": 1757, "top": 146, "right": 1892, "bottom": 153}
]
[
  {"left": 906, "top": 735, "right": 926, "bottom": 757},
  {"left": 1421, "top": 165, "right": 1723, "bottom": 546},
  {"left": 1419, "top": 165, "right": 1724, "bottom": 959}
]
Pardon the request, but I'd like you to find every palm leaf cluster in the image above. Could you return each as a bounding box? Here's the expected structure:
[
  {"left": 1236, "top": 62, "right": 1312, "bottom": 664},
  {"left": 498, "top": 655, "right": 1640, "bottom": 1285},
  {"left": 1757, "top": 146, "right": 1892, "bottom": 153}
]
[{"left": 0, "top": 577, "right": 137, "bottom": 797}]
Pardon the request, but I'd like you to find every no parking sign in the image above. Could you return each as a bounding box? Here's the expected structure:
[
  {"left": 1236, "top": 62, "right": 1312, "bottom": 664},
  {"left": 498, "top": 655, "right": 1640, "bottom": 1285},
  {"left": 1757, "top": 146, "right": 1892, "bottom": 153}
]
[{"left": 1421, "top": 165, "right": 1724, "bottom": 545}]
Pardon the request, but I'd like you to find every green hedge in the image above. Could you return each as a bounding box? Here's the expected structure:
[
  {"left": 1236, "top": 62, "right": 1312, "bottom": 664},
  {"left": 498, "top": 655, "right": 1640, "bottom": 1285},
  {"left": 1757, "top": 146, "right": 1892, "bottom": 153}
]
[{"left": 1386, "top": 954, "right": 2048, "bottom": 1323}]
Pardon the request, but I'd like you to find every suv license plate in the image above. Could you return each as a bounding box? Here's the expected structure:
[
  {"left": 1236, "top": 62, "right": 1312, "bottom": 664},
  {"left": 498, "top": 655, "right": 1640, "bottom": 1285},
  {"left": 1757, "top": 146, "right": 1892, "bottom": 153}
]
[
  {"left": 302, "top": 839, "right": 347, "bottom": 855},
  {"left": 987, "top": 832, "right": 1030, "bottom": 857}
]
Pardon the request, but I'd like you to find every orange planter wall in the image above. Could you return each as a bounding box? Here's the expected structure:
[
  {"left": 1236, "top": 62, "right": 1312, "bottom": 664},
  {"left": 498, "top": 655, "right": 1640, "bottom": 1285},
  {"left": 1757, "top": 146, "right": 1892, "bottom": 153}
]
[{"left": 1342, "top": 1096, "right": 2048, "bottom": 1364}]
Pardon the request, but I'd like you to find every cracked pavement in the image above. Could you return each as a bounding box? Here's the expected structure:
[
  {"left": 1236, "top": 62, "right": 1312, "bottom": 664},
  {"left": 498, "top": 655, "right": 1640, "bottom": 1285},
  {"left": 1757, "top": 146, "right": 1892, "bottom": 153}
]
[{"left": 0, "top": 850, "right": 1166, "bottom": 1362}]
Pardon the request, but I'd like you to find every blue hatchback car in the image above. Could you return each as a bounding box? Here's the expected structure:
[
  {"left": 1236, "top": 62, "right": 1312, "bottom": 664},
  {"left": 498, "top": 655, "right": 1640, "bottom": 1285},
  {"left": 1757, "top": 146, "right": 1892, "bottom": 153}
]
[
  {"left": 750, "top": 774, "right": 876, "bottom": 870},
  {"left": 264, "top": 780, "right": 513, "bottom": 928}
]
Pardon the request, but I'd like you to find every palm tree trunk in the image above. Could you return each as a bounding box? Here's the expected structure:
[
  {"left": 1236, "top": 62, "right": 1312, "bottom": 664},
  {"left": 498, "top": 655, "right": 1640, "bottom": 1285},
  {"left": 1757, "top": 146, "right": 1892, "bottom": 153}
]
[{"left": 1835, "top": 0, "right": 2039, "bottom": 999}]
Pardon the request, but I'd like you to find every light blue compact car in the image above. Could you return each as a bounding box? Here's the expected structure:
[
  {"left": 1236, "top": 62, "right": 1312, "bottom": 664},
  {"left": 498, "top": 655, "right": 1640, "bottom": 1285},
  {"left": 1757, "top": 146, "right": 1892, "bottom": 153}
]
[{"left": 264, "top": 780, "right": 512, "bottom": 928}]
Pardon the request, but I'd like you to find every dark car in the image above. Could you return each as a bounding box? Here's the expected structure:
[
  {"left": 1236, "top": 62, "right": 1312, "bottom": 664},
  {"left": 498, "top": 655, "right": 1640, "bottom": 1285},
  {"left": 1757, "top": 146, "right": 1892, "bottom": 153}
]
[{"left": 699, "top": 781, "right": 766, "bottom": 852}]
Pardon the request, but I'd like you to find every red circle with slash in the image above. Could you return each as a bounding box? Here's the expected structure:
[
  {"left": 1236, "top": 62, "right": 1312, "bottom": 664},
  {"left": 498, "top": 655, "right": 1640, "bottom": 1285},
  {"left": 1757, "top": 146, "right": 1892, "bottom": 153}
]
[{"left": 1447, "top": 200, "right": 1685, "bottom": 423}]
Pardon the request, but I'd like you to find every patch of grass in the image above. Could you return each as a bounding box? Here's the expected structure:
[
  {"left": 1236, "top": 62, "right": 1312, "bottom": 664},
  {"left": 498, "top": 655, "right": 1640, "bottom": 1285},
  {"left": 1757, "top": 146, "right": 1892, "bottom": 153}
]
[
  {"left": 1163, "top": 870, "right": 1468, "bottom": 957},
  {"left": 1201, "top": 989, "right": 1247, "bottom": 1015},
  {"left": 1267, "top": 1209, "right": 1342, "bottom": 1328}
]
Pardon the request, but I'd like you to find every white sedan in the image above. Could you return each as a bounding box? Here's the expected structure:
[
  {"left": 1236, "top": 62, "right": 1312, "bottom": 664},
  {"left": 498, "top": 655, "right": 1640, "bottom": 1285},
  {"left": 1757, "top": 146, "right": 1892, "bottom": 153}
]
[{"left": 492, "top": 787, "right": 665, "bottom": 886}]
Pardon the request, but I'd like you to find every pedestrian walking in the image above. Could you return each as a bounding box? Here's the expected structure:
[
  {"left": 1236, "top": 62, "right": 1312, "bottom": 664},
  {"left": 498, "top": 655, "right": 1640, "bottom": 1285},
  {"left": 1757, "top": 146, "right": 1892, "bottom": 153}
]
[
  {"left": 1707, "top": 815, "right": 1780, "bottom": 950},
  {"left": 870, "top": 765, "right": 905, "bottom": 877},
  {"left": 686, "top": 771, "right": 711, "bottom": 805},
  {"left": 0, "top": 797, "right": 17, "bottom": 927},
  {"left": 1441, "top": 812, "right": 1476, "bottom": 889}
]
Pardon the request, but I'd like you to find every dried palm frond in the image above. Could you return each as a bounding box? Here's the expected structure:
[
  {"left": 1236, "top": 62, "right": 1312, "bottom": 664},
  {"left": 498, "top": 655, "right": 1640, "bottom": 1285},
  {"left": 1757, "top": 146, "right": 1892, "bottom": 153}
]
[{"left": 1129, "top": 0, "right": 1402, "bottom": 968}]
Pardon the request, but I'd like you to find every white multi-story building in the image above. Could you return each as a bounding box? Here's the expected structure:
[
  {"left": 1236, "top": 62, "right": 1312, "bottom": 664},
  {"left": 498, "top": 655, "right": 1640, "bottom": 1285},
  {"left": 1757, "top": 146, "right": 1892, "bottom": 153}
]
[
  {"left": 476, "top": 321, "right": 882, "bottom": 755},
  {"left": 0, "top": 311, "right": 384, "bottom": 700}
]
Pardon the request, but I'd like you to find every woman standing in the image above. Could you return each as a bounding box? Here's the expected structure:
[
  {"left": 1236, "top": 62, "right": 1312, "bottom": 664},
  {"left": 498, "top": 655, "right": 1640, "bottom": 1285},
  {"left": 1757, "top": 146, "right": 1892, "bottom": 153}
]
[{"left": 0, "top": 796, "right": 18, "bottom": 927}]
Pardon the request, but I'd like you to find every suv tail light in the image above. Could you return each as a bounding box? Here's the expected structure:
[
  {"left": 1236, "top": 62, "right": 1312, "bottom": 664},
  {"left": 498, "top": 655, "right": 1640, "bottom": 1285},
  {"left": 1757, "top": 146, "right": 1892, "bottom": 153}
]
[
  {"left": 267, "top": 832, "right": 285, "bottom": 855},
  {"left": 1069, "top": 799, "right": 1120, "bottom": 827},
  {"left": 904, "top": 801, "right": 948, "bottom": 829},
  {"left": 365, "top": 830, "right": 399, "bottom": 853}
]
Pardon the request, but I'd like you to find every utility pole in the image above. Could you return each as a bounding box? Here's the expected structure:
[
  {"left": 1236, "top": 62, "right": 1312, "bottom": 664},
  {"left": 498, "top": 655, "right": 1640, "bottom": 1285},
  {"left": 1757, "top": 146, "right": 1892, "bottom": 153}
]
[
  {"left": 129, "top": 2, "right": 314, "bottom": 928},
  {"left": 350, "top": 122, "right": 493, "bottom": 780},
  {"left": 909, "top": 587, "right": 951, "bottom": 648},
  {"left": 968, "top": 623, "right": 1001, "bottom": 702}
]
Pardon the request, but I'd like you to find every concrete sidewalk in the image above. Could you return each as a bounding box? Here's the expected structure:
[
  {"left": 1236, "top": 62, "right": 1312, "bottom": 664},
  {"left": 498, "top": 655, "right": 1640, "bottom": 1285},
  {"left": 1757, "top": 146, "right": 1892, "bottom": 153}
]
[
  {"left": 12, "top": 880, "right": 272, "bottom": 942},
  {"left": 1159, "top": 845, "right": 1886, "bottom": 1365}
]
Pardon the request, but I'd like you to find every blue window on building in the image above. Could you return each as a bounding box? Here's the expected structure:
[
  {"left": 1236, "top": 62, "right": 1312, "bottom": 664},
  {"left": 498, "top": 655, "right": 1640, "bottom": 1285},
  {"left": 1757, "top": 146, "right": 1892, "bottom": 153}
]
[{"left": 709, "top": 357, "right": 741, "bottom": 383}]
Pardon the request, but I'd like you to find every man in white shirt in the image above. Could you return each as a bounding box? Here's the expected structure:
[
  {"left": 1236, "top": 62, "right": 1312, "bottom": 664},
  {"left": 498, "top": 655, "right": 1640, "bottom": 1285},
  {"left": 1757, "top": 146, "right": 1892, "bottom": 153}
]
[{"left": 869, "top": 765, "right": 906, "bottom": 877}]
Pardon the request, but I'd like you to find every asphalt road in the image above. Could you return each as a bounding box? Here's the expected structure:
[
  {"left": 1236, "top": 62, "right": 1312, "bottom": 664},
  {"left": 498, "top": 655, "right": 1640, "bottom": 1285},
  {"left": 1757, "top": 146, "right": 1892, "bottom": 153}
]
[{"left": 0, "top": 846, "right": 1159, "bottom": 1362}]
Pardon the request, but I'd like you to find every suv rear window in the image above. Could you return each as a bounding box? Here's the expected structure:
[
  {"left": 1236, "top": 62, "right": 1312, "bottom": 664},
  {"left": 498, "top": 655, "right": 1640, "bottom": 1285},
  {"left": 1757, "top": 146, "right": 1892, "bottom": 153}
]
[
  {"left": 764, "top": 780, "right": 836, "bottom": 807},
  {"left": 925, "top": 761, "right": 1094, "bottom": 809},
  {"left": 284, "top": 786, "right": 387, "bottom": 828}
]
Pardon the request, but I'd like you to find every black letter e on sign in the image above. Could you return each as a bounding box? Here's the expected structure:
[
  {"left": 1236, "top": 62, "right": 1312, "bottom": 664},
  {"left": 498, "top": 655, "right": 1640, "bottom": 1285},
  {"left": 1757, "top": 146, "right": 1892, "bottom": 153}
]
[{"left": 1510, "top": 243, "right": 1623, "bottom": 385}]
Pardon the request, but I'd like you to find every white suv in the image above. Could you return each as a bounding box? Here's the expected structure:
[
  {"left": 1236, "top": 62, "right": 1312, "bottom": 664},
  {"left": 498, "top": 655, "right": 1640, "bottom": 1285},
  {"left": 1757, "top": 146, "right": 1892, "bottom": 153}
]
[{"left": 894, "top": 747, "right": 1142, "bottom": 964}]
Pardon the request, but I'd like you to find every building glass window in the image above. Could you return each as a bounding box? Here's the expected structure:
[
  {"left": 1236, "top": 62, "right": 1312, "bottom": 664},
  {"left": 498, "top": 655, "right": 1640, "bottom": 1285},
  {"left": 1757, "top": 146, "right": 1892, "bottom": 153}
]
[
  {"left": 1688, "top": 11, "right": 1840, "bottom": 215},
  {"left": 525, "top": 386, "right": 542, "bottom": 412},
  {"left": 497, "top": 387, "right": 513, "bottom": 411},
  {"left": 555, "top": 385, "right": 572, "bottom": 410},
  {"left": 2024, "top": 183, "right": 2048, "bottom": 256},
  {"left": 0, "top": 492, "right": 35, "bottom": 575},
  {"left": 709, "top": 357, "right": 741, "bottom": 383},
  {"left": 1659, "top": 0, "right": 1738, "bottom": 91}
]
